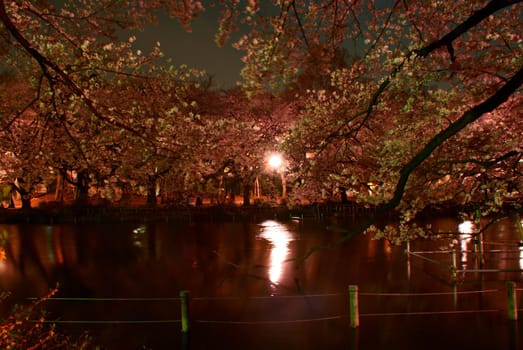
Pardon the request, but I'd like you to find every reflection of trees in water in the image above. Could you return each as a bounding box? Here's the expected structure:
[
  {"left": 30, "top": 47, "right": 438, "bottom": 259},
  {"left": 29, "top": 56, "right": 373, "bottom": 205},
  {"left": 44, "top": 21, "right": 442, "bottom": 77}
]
[
  {"left": 0, "top": 222, "right": 262, "bottom": 298},
  {"left": 0, "top": 226, "right": 53, "bottom": 297},
  {"left": 0, "top": 225, "right": 144, "bottom": 297},
  {"left": 7, "top": 218, "right": 521, "bottom": 301}
]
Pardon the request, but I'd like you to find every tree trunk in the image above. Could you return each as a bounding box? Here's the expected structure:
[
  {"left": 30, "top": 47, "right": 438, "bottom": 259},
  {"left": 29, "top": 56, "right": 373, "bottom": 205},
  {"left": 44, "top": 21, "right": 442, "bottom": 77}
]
[
  {"left": 7, "top": 184, "right": 16, "bottom": 208},
  {"left": 339, "top": 187, "right": 348, "bottom": 204},
  {"left": 253, "top": 176, "right": 261, "bottom": 199},
  {"left": 20, "top": 195, "right": 31, "bottom": 209},
  {"left": 243, "top": 183, "right": 251, "bottom": 206},
  {"left": 10, "top": 182, "right": 31, "bottom": 209},
  {"left": 146, "top": 174, "right": 157, "bottom": 207},
  {"left": 74, "top": 170, "right": 89, "bottom": 204},
  {"left": 8, "top": 191, "right": 15, "bottom": 208},
  {"left": 217, "top": 176, "right": 224, "bottom": 205},
  {"left": 55, "top": 173, "right": 64, "bottom": 202}
]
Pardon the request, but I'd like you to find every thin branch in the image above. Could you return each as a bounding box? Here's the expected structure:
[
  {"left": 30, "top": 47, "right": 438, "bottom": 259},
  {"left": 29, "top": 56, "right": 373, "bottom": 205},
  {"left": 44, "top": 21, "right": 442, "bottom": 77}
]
[
  {"left": 358, "top": 0, "right": 522, "bottom": 129},
  {"left": 363, "top": 0, "right": 401, "bottom": 59},
  {"left": 415, "top": 0, "right": 523, "bottom": 58},
  {"left": 436, "top": 150, "right": 521, "bottom": 169},
  {"left": 402, "top": 0, "right": 424, "bottom": 42},
  {"left": 266, "top": 0, "right": 293, "bottom": 64},
  {"left": 25, "top": 2, "right": 80, "bottom": 49},
  {"left": 1, "top": 95, "right": 39, "bottom": 131},
  {"left": 291, "top": 0, "right": 309, "bottom": 50},
  {"left": 318, "top": 0, "right": 522, "bottom": 152}
]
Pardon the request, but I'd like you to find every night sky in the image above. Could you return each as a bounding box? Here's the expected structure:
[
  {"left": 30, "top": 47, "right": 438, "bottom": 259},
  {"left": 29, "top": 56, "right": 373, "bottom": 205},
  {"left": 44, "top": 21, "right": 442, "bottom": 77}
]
[{"left": 132, "top": 9, "right": 244, "bottom": 89}]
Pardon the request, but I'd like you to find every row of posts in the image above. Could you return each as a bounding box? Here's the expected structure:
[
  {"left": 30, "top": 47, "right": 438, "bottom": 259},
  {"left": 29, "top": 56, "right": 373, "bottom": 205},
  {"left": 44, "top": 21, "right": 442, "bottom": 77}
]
[
  {"left": 406, "top": 233, "right": 486, "bottom": 284},
  {"left": 178, "top": 284, "right": 518, "bottom": 332},
  {"left": 348, "top": 282, "right": 519, "bottom": 328}
]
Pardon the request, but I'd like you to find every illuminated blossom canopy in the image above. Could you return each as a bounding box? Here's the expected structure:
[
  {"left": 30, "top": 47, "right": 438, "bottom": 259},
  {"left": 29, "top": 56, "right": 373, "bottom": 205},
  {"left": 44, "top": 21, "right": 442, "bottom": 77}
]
[{"left": 0, "top": 0, "right": 521, "bottom": 242}]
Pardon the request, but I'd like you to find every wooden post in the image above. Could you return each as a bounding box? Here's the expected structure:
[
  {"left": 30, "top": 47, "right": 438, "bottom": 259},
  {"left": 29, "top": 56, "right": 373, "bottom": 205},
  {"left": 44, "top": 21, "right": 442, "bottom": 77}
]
[
  {"left": 406, "top": 240, "right": 411, "bottom": 279},
  {"left": 349, "top": 285, "right": 360, "bottom": 328},
  {"left": 452, "top": 282, "right": 458, "bottom": 308},
  {"left": 507, "top": 281, "right": 518, "bottom": 321},
  {"left": 180, "top": 290, "right": 190, "bottom": 333},
  {"left": 515, "top": 214, "right": 523, "bottom": 243},
  {"left": 478, "top": 232, "right": 485, "bottom": 266},
  {"left": 451, "top": 249, "right": 457, "bottom": 282},
  {"left": 474, "top": 209, "right": 485, "bottom": 266}
]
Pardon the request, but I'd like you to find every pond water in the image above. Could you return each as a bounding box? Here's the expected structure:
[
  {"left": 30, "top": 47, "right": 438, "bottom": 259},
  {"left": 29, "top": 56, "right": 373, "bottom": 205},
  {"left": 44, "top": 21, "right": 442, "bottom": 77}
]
[{"left": 0, "top": 215, "right": 522, "bottom": 349}]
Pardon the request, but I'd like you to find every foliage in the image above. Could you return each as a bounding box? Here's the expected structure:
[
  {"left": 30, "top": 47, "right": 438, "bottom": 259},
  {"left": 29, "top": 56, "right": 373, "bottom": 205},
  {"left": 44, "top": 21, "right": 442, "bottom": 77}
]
[
  {"left": 0, "top": 0, "right": 209, "bottom": 206},
  {"left": 264, "top": 0, "right": 523, "bottom": 240},
  {"left": 0, "top": 1, "right": 522, "bottom": 243},
  {"left": 0, "top": 288, "right": 92, "bottom": 349}
]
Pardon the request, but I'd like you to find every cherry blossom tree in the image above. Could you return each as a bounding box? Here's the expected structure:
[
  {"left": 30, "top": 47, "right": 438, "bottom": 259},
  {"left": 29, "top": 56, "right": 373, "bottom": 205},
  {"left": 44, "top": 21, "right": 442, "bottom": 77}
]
[
  {"left": 177, "top": 87, "right": 296, "bottom": 206},
  {"left": 1, "top": 0, "right": 522, "bottom": 223},
  {"left": 0, "top": 72, "right": 57, "bottom": 208},
  {"left": 216, "top": 0, "right": 523, "bottom": 243},
  {"left": 0, "top": 0, "right": 206, "bottom": 206}
]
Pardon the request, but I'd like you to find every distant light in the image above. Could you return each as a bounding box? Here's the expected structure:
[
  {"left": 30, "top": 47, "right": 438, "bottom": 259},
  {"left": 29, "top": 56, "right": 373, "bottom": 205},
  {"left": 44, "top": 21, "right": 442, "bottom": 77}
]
[
  {"left": 458, "top": 220, "right": 474, "bottom": 234},
  {"left": 268, "top": 153, "right": 283, "bottom": 170}
]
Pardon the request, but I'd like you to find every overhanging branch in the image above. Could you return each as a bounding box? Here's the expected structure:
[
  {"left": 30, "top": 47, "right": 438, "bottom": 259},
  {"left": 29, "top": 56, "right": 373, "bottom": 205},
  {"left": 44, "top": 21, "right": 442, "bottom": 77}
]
[
  {"left": 299, "top": 65, "right": 523, "bottom": 261},
  {"left": 415, "top": 0, "right": 523, "bottom": 58},
  {"left": 0, "top": 0, "right": 149, "bottom": 140}
]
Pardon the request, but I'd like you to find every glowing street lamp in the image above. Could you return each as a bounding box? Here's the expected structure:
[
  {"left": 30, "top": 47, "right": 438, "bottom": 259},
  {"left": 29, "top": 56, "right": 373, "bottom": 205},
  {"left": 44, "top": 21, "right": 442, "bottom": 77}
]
[
  {"left": 267, "top": 153, "right": 286, "bottom": 200},
  {"left": 268, "top": 154, "right": 283, "bottom": 170}
]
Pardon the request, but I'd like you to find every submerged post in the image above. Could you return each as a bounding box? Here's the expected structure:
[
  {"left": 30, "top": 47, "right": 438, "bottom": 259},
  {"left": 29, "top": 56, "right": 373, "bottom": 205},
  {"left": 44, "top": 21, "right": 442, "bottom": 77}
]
[
  {"left": 507, "top": 282, "right": 518, "bottom": 321},
  {"left": 515, "top": 214, "right": 523, "bottom": 244},
  {"left": 451, "top": 249, "right": 457, "bottom": 282},
  {"left": 478, "top": 232, "right": 485, "bottom": 266},
  {"left": 406, "top": 240, "right": 411, "bottom": 280},
  {"left": 180, "top": 290, "right": 190, "bottom": 333},
  {"left": 473, "top": 208, "right": 485, "bottom": 266},
  {"left": 349, "top": 285, "right": 360, "bottom": 328}
]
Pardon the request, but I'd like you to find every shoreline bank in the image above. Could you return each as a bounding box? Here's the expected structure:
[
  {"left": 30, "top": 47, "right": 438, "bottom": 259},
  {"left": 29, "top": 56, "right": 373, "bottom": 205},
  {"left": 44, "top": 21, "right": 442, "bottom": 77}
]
[{"left": 0, "top": 202, "right": 380, "bottom": 224}]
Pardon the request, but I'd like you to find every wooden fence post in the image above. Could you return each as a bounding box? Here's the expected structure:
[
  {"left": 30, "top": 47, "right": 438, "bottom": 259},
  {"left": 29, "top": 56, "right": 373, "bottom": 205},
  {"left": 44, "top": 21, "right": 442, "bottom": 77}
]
[
  {"left": 477, "top": 232, "right": 484, "bottom": 266},
  {"left": 507, "top": 281, "right": 518, "bottom": 321},
  {"left": 180, "top": 290, "right": 190, "bottom": 333},
  {"left": 451, "top": 249, "right": 457, "bottom": 282},
  {"left": 349, "top": 285, "right": 360, "bottom": 328}
]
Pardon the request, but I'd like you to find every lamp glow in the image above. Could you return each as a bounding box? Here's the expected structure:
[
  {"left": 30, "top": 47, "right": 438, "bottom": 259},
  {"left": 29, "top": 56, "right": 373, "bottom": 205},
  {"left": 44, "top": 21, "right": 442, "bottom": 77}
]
[{"left": 268, "top": 154, "right": 283, "bottom": 170}]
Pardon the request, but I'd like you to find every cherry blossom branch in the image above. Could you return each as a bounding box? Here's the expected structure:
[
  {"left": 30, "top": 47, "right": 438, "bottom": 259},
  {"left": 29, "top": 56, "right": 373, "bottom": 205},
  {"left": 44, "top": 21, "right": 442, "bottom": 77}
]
[
  {"left": 0, "top": 0, "right": 148, "bottom": 140},
  {"left": 414, "top": 0, "right": 523, "bottom": 58},
  {"left": 435, "top": 150, "right": 521, "bottom": 169},
  {"left": 353, "top": 0, "right": 522, "bottom": 138},
  {"left": 1, "top": 94, "right": 40, "bottom": 132},
  {"left": 299, "top": 65, "right": 523, "bottom": 261},
  {"left": 291, "top": 0, "right": 309, "bottom": 50},
  {"left": 363, "top": 0, "right": 401, "bottom": 59}
]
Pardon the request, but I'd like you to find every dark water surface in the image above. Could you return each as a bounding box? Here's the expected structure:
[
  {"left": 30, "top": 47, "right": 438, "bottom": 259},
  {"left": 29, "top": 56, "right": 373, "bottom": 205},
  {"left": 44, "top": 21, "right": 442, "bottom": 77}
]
[{"left": 1, "top": 216, "right": 522, "bottom": 349}]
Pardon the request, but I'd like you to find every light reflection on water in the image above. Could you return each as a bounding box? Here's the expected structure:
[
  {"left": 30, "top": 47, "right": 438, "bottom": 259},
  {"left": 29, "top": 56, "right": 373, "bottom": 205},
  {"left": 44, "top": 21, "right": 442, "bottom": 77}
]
[
  {"left": 458, "top": 220, "right": 474, "bottom": 234},
  {"left": 131, "top": 224, "right": 146, "bottom": 248},
  {"left": 257, "top": 220, "right": 295, "bottom": 291},
  {"left": 458, "top": 220, "right": 475, "bottom": 267}
]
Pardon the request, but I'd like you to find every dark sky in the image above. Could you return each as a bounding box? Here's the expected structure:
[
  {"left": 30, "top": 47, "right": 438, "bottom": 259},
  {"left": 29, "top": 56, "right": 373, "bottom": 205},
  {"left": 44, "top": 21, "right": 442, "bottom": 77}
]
[{"left": 133, "top": 9, "right": 244, "bottom": 89}]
